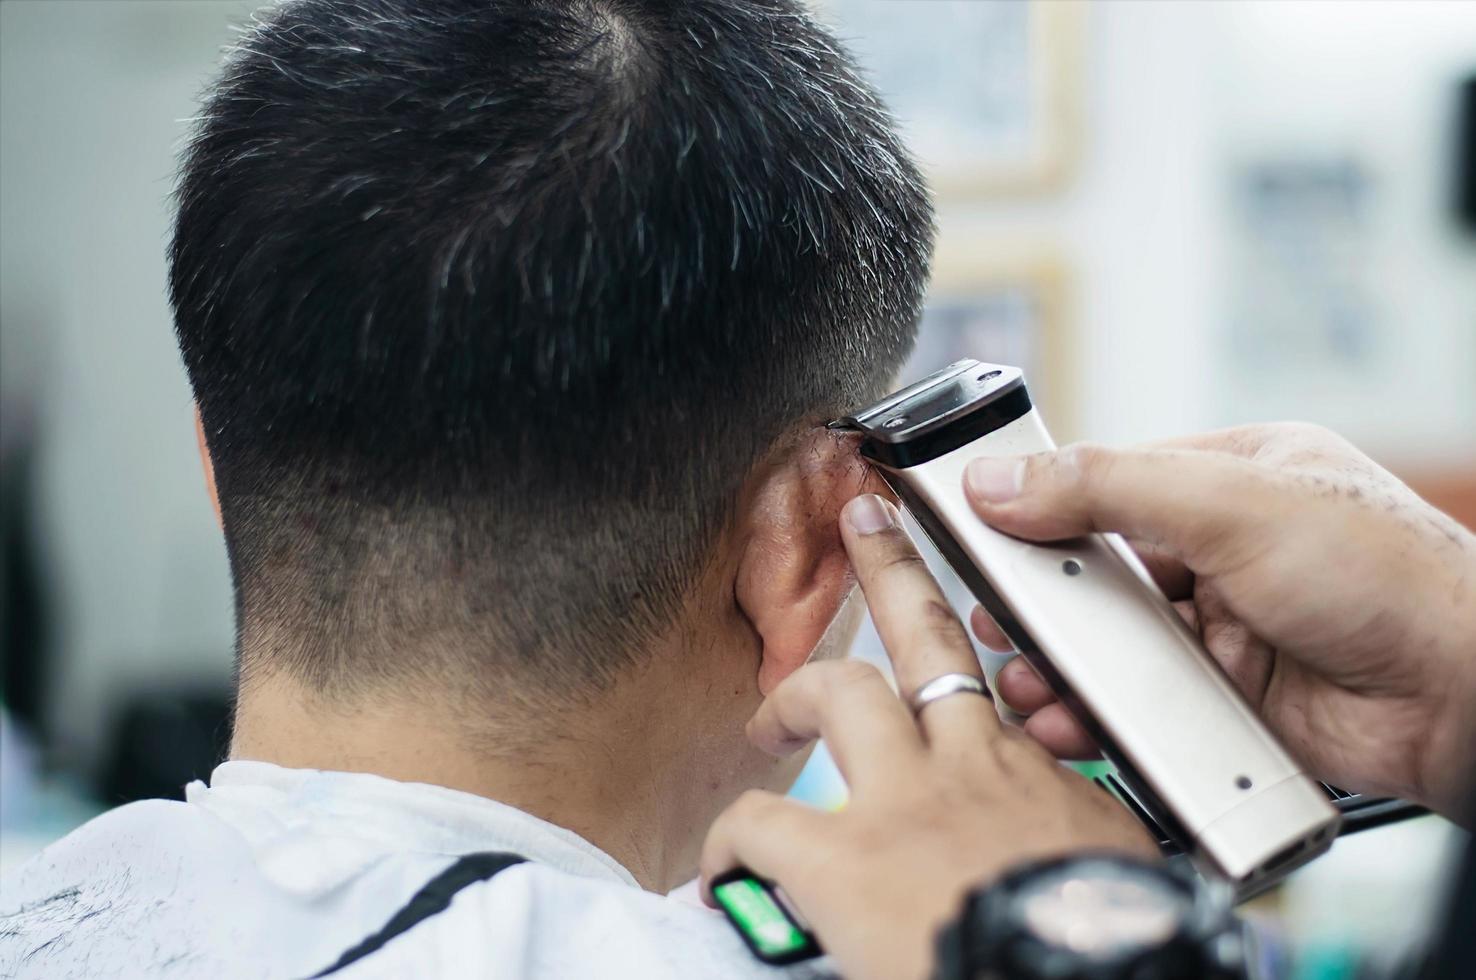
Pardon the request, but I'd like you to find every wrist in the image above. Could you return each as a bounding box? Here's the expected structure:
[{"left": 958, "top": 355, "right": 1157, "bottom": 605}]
[
  {"left": 1440, "top": 542, "right": 1476, "bottom": 816},
  {"left": 932, "top": 853, "right": 1244, "bottom": 980},
  {"left": 1417, "top": 596, "right": 1476, "bottom": 822},
  {"left": 1419, "top": 683, "right": 1476, "bottom": 824}
]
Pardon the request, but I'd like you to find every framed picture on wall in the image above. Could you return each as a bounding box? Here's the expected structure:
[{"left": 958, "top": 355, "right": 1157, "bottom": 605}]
[
  {"left": 904, "top": 241, "right": 1077, "bottom": 439},
  {"left": 812, "top": 0, "right": 1086, "bottom": 197}
]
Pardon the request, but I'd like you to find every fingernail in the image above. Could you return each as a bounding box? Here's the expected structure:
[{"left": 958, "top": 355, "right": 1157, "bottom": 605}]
[
  {"left": 994, "top": 662, "right": 1024, "bottom": 713},
  {"left": 966, "top": 457, "right": 1024, "bottom": 504},
  {"left": 845, "top": 494, "right": 894, "bottom": 534}
]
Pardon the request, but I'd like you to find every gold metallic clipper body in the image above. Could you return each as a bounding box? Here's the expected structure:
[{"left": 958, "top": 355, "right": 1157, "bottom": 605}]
[{"left": 832, "top": 361, "right": 1340, "bottom": 891}]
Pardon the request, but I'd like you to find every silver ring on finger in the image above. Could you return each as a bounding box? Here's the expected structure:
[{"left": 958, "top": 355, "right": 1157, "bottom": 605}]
[{"left": 909, "top": 672, "right": 991, "bottom": 717}]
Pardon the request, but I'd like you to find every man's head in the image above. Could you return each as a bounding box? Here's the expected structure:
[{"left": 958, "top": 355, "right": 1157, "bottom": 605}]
[{"left": 172, "top": 0, "right": 932, "bottom": 717}]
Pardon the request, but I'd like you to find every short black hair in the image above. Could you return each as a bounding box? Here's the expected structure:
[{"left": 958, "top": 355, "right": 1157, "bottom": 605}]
[{"left": 170, "top": 0, "right": 933, "bottom": 698}]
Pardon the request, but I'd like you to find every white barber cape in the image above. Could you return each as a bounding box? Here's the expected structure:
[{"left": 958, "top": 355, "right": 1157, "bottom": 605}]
[{"left": 0, "top": 761, "right": 833, "bottom": 979}]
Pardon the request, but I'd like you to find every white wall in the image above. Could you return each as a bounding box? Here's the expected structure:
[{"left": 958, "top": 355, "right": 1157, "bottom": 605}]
[{"left": 1210, "top": 0, "right": 1476, "bottom": 463}]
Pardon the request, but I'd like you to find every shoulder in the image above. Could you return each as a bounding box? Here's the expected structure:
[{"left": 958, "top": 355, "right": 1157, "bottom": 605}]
[
  {"left": 1, "top": 801, "right": 196, "bottom": 975},
  {"left": 2, "top": 799, "right": 203, "bottom": 906},
  {"left": 332, "top": 863, "right": 836, "bottom": 980},
  {"left": 1, "top": 811, "right": 837, "bottom": 980},
  {"left": 0, "top": 798, "right": 413, "bottom": 979}
]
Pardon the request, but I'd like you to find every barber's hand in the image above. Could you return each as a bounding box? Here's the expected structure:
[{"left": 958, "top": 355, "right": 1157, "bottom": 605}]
[
  {"left": 966, "top": 423, "right": 1476, "bottom": 820},
  {"left": 700, "top": 495, "right": 1158, "bottom": 980}
]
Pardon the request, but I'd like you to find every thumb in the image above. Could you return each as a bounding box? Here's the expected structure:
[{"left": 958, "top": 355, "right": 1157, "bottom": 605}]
[{"left": 963, "top": 444, "right": 1287, "bottom": 575}]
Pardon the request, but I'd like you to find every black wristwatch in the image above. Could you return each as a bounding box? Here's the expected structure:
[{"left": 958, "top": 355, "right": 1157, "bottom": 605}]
[{"left": 932, "top": 853, "right": 1246, "bottom": 980}]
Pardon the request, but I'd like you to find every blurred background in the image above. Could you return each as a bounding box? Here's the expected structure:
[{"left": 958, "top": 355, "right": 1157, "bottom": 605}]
[{"left": 1, "top": 0, "right": 1472, "bottom": 973}]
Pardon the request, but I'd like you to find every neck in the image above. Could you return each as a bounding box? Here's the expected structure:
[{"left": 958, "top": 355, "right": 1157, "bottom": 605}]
[{"left": 230, "top": 655, "right": 768, "bottom": 893}]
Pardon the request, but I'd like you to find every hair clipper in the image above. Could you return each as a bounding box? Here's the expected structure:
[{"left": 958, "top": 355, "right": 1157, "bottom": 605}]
[{"left": 830, "top": 360, "right": 1340, "bottom": 889}]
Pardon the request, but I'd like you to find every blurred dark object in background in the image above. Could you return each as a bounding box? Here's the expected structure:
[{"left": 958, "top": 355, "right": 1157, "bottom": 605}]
[
  {"left": 1459, "top": 74, "right": 1475, "bottom": 232},
  {"left": 100, "top": 687, "right": 231, "bottom": 804},
  {"left": 1, "top": 399, "right": 50, "bottom": 740}
]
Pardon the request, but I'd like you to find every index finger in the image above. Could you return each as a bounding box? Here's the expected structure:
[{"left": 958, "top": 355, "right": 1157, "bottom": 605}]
[
  {"left": 840, "top": 495, "right": 1000, "bottom": 742},
  {"left": 962, "top": 445, "right": 1285, "bottom": 576},
  {"left": 1144, "top": 421, "right": 1349, "bottom": 463}
]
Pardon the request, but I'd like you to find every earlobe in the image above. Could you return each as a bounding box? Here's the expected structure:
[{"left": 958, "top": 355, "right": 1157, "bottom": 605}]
[
  {"left": 734, "top": 429, "right": 889, "bottom": 695},
  {"left": 194, "top": 405, "right": 224, "bottom": 531}
]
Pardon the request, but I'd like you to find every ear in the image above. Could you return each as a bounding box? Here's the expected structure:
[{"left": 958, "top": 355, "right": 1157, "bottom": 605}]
[
  {"left": 194, "top": 405, "right": 224, "bottom": 531},
  {"left": 735, "top": 428, "right": 892, "bottom": 695}
]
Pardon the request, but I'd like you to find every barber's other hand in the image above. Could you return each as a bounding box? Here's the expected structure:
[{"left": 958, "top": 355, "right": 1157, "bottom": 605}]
[
  {"left": 700, "top": 496, "right": 1157, "bottom": 980},
  {"left": 966, "top": 423, "right": 1476, "bottom": 820}
]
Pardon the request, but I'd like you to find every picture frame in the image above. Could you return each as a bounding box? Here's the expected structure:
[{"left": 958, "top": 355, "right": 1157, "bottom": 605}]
[
  {"left": 813, "top": 0, "right": 1086, "bottom": 197},
  {"left": 907, "top": 239, "right": 1078, "bottom": 440}
]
